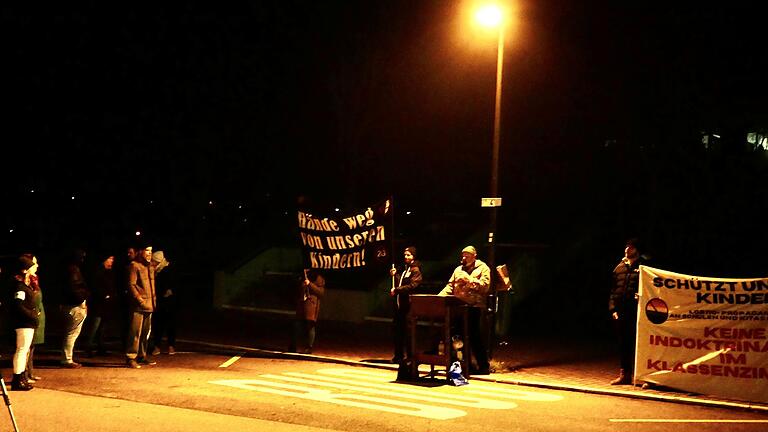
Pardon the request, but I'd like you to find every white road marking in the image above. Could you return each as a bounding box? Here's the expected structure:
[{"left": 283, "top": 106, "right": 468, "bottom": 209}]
[
  {"left": 266, "top": 373, "right": 517, "bottom": 409},
  {"left": 209, "top": 367, "right": 563, "bottom": 420},
  {"left": 210, "top": 379, "right": 466, "bottom": 420},
  {"left": 314, "top": 368, "right": 563, "bottom": 402},
  {"left": 218, "top": 356, "right": 241, "bottom": 368},
  {"left": 610, "top": 419, "right": 768, "bottom": 423}
]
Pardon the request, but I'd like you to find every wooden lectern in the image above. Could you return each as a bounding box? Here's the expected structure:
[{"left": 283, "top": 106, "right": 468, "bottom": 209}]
[{"left": 408, "top": 294, "right": 471, "bottom": 379}]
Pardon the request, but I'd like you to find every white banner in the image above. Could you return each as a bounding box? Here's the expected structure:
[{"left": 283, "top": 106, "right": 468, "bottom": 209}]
[{"left": 635, "top": 266, "right": 768, "bottom": 403}]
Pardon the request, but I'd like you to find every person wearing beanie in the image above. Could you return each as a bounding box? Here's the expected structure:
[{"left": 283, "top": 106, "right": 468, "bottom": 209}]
[
  {"left": 439, "top": 245, "right": 491, "bottom": 374},
  {"left": 608, "top": 238, "right": 647, "bottom": 385},
  {"left": 388, "top": 246, "right": 422, "bottom": 364},
  {"left": 83, "top": 253, "right": 117, "bottom": 357},
  {"left": 10, "top": 255, "right": 40, "bottom": 390}
]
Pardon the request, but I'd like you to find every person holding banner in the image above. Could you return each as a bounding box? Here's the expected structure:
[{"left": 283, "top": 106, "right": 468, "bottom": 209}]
[
  {"left": 439, "top": 246, "right": 491, "bottom": 374},
  {"left": 290, "top": 269, "right": 325, "bottom": 354},
  {"left": 608, "top": 238, "right": 646, "bottom": 385},
  {"left": 389, "top": 246, "right": 422, "bottom": 363}
]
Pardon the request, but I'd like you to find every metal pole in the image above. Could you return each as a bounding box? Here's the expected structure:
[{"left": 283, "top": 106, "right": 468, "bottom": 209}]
[
  {"left": 1, "top": 378, "right": 20, "bottom": 432},
  {"left": 487, "top": 24, "right": 504, "bottom": 361}
]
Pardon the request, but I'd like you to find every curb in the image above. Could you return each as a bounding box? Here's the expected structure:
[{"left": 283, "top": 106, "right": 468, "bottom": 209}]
[{"left": 178, "top": 338, "right": 768, "bottom": 413}]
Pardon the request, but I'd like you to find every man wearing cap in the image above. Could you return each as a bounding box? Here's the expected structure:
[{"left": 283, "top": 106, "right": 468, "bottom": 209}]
[
  {"left": 389, "top": 246, "right": 422, "bottom": 363},
  {"left": 608, "top": 238, "right": 646, "bottom": 385},
  {"left": 125, "top": 245, "right": 157, "bottom": 368},
  {"left": 439, "top": 245, "right": 491, "bottom": 374}
]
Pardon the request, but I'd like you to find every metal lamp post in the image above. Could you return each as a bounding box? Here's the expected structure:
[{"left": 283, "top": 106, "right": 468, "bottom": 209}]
[{"left": 475, "top": 3, "right": 506, "bottom": 359}]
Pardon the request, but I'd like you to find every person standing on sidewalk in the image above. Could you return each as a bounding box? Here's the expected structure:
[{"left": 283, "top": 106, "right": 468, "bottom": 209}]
[
  {"left": 59, "top": 249, "right": 89, "bottom": 368},
  {"left": 389, "top": 246, "right": 422, "bottom": 364},
  {"left": 24, "top": 254, "right": 45, "bottom": 384},
  {"left": 117, "top": 246, "right": 138, "bottom": 351},
  {"left": 84, "top": 253, "right": 116, "bottom": 356},
  {"left": 608, "top": 238, "right": 646, "bottom": 385},
  {"left": 439, "top": 246, "right": 491, "bottom": 375},
  {"left": 290, "top": 269, "right": 325, "bottom": 354},
  {"left": 125, "top": 244, "right": 157, "bottom": 368},
  {"left": 150, "top": 250, "right": 175, "bottom": 355},
  {"left": 10, "top": 255, "right": 40, "bottom": 390}
]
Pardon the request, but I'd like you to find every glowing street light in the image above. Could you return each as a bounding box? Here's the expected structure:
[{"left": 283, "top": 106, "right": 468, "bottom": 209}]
[{"left": 475, "top": 4, "right": 502, "bottom": 28}]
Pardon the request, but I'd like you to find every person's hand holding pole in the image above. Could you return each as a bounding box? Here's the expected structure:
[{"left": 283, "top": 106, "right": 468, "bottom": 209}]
[{"left": 390, "top": 264, "right": 396, "bottom": 296}]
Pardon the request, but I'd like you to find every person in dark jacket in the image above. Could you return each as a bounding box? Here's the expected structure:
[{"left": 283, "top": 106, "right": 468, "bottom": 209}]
[
  {"left": 83, "top": 253, "right": 116, "bottom": 356},
  {"left": 10, "top": 255, "right": 40, "bottom": 390},
  {"left": 608, "top": 238, "right": 646, "bottom": 385},
  {"left": 290, "top": 269, "right": 325, "bottom": 354},
  {"left": 149, "top": 250, "right": 175, "bottom": 355},
  {"left": 388, "top": 246, "right": 422, "bottom": 363},
  {"left": 59, "top": 249, "right": 89, "bottom": 368}
]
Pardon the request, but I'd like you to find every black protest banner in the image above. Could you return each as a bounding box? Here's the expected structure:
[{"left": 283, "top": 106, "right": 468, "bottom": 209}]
[{"left": 297, "top": 199, "right": 392, "bottom": 270}]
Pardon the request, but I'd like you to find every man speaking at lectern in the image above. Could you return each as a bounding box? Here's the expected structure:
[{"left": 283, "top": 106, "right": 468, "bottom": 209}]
[{"left": 439, "top": 246, "right": 491, "bottom": 374}]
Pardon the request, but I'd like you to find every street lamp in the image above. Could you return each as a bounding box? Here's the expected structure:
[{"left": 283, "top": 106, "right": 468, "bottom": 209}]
[
  {"left": 473, "top": 5, "right": 505, "bottom": 272},
  {"left": 477, "top": 4, "right": 504, "bottom": 265},
  {"left": 475, "top": 2, "right": 506, "bottom": 358}
]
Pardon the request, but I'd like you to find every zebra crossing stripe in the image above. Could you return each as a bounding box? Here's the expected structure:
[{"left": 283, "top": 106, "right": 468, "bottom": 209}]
[
  {"left": 209, "top": 378, "right": 467, "bottom": 420},
  {"left": 266, "top": 373, "right": 517, "bottom": 410},
  {"left": 314, "top": 368, "right": 564, "bottom": 401},
  {"left": 209, "top": 367, "right": 563, "bottom": 420}
]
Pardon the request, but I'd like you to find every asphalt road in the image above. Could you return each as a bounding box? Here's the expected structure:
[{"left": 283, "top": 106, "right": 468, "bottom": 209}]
[{"left": 3, "top": 351, "right": 768, "bottom": 432}]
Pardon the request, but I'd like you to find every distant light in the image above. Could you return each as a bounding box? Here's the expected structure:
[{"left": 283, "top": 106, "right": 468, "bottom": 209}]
[
  {"left": 713, "top": 134, "right": 721, "bottom": 138},
  {"left": 406, "top": 211, "right": 412, "bottom": 215},
  {"left": 149, "top": 200, "right": 154, "bottom": 204},
  {"left": 9, "top": 229, "right": 13, "bottom": 233},
  {"left": 243, "top": 218, "right": 248, "bottom": 223},
  {"left": 135, "top": 231, "right": 141, "bottom": 236},
  {"left": 475, "top": 4, "right": 503, "bottom": 28},
  {"left": 30, "top": 189, "right": 35, "bottom": 193},
  {"left": 208, "top": 201, "right": 214, "bottom": 206},
  {"left": 238, "top": 205, "right": 243, "bottom": 209},
  {"left": 334, "top": 208, "right": 340, "bottom": 212},
  {"left": 71, "top": 195, "right": 76, "bottom": 200}
]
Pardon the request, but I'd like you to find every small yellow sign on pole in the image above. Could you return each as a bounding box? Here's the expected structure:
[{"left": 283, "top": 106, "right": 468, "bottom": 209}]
[{"left": 481, "top": 198, "right": 502, "bottom": 207}]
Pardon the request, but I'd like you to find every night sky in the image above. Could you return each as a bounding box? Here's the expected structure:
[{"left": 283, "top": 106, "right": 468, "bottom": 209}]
[{"left": 2, "top": 2, "right": 767, "bottom": 281}]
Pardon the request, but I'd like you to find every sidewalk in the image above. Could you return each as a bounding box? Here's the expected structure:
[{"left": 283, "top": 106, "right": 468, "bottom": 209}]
[{"left": 177, "top": 306, "right": 768, "bottom": 413}]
